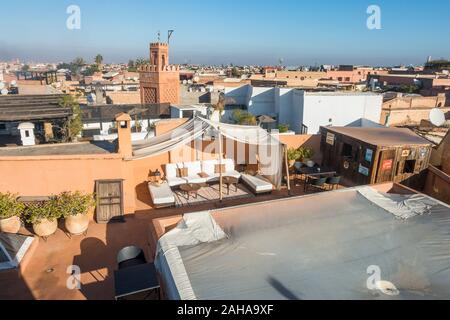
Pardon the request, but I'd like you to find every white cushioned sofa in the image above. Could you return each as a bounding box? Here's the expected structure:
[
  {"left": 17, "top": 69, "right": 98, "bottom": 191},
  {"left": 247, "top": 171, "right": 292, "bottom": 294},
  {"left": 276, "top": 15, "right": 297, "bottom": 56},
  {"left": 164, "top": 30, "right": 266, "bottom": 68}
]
[{"left": 164, "top": 159, "right": 241, "bottom": 187}]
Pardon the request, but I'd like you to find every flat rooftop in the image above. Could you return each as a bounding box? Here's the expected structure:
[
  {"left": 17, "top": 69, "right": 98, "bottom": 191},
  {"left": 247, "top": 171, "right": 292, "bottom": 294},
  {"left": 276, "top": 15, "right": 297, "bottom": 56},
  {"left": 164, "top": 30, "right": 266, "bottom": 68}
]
[
  {"left": 325, "top": 126, "right": 432, "bottom": 147},
  {"left": 156, "top": 186, "right": 450, "bottom": 300},
  {"left": 0, "top": 141, "right": 116, "bottom": 157}
]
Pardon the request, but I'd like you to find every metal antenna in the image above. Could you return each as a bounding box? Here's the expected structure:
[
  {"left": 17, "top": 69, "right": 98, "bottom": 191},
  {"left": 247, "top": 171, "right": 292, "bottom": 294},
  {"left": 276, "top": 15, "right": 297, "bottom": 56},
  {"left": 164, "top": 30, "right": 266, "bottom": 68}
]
[
  {"left": 157, "top": 30, "right": 161, "bottom": 42},
  {"left": 168, "top": 30, "right": 174, "bottom": 44}
]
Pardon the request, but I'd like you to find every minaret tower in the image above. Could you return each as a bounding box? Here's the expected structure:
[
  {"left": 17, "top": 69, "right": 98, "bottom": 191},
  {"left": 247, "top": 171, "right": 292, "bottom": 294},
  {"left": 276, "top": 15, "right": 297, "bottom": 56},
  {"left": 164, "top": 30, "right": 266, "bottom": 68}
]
[{"left": 139, "top": 41, "right": 180, "bottom": 105}]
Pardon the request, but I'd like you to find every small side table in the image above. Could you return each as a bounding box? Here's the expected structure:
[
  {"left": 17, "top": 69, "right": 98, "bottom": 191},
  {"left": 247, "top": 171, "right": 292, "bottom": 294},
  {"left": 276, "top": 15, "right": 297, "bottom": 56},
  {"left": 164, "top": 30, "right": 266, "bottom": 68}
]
[{"left": 222, "top": 176, "right": 239, "bottom": 195}]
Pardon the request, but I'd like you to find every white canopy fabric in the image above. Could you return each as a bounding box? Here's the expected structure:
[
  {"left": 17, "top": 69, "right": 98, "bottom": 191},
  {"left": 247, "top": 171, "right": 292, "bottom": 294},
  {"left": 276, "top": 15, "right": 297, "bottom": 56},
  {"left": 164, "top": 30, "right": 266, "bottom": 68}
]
[{"left": 131, "top": 117, "right": 285, "bottom": 188}]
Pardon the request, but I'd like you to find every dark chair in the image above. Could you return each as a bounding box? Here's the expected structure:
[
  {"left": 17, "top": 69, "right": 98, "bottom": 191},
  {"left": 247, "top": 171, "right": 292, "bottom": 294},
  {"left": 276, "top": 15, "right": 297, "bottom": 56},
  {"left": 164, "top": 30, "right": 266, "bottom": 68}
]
[
  {"left": 326, "top": 175, "right": 341, "bottom": 190},
  {"left": 304, "top": 176, "right": 327, "bottom": 193},
  {"left": 117, "top": 246, "right": 147, "bottom": 270}
]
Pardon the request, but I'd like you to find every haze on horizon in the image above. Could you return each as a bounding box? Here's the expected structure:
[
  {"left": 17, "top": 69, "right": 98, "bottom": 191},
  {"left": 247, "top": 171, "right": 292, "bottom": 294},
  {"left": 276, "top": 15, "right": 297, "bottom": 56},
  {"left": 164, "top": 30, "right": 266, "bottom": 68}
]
[{"left": 0, "top": 0, "right": 449, "bottom": 66}]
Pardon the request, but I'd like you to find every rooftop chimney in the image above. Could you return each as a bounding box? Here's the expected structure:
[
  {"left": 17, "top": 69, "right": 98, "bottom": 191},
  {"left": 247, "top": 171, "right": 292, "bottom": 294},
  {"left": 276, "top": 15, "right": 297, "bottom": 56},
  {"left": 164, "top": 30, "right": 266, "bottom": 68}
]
[{"left": 115, "top": 113, "right": 132, "bottom": 158}]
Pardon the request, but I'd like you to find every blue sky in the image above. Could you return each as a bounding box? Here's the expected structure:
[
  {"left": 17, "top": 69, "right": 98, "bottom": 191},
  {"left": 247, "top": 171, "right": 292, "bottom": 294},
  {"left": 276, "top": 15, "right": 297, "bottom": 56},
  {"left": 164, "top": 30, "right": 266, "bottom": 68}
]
[{"left": 0, "top": 0, "right": 449, "bottom": 66}]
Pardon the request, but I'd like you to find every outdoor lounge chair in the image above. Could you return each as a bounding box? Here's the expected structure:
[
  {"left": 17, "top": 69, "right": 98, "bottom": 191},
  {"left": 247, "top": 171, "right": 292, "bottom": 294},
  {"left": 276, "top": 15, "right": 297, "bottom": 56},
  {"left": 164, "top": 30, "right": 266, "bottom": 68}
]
[
  {"left": 241, "top": 173, "right": 273, "bottom": 194},
  {"left": 148, "top": 182, "right": 175, "bottom": 208},
  {"left": 117, "top": 246, "right": 147, "bottom": 270}
]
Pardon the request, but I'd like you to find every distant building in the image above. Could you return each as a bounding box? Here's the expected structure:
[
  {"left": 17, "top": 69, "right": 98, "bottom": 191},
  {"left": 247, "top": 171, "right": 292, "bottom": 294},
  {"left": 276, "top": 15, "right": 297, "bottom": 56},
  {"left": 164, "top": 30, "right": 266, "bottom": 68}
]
[
  {"left": 225, "top": 85, "right": 383, "bottom": 134},
  {"left": 139, "top": 42, "right": 180, "bottom": 105},
  {"left": 327, "top": 65, "right": 388, "bottom": 84},
  {"left": 81, "top": 103, "right": 171, "bottom": 141},
  {"left": 381, "top": 93, "right": 448, "bottom": 126},
  {"left": 250, "top": 69, "right": 327, "bottom": 88},
  {"left": 0, "top": 94, "right": 72, "bottom": 146}
]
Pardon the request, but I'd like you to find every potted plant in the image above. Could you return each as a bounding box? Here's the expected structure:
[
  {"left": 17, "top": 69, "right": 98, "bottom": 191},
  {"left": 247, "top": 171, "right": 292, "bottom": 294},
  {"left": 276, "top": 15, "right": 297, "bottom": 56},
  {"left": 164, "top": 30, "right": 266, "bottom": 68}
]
[
  {"left": 0, "top": 192, "right": 24, "bottom": 234},
  {"left": 287, "top": 148, "right": 301, "bottom": 168},
  {"left": 59, "top": 191, "right": 96, "bottom": 235},
  {"left": 277, "top": 124, "right": 290, "bottom": 134},
  {"left": 299, "top": 147, "right": 315, "bottom": 168},
  {"left": 25, "top": 198, "right": 61, "bottom": 238}
]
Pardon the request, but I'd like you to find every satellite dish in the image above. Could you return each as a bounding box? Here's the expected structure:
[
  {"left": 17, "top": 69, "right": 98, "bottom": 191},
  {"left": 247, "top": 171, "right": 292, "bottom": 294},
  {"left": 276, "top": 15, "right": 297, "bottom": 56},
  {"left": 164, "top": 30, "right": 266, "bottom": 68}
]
[
  {"left": 1, "top": 88, "right": 8, "bottom": 95},
  {"left": 429, "top": 108, "right": 446, "bottom": 127},
  {"left": 0, "top": 82, "right": 5, "bottom": 90},
  {"left": 11, "top": 80, "right": 17, "bottom": 86}
]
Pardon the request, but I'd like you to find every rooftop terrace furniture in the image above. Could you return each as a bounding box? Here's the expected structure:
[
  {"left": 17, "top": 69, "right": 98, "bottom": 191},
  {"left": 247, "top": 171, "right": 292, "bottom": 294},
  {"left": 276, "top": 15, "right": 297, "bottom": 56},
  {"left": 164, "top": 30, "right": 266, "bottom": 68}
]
[
  {"left": 179, "top": 183, "right": 205, "bottom": 200},
  {"left": 326, "top": 175, "right": 342, "bottom": 191},
  {"left": 201, "top": 159, "right": 241, "bottom": 182},
  {"left": 164, "top": 163, "right": 187, "bottom": 187},
  {"left": 148, "top": 182, "right": 175, "bottom": 208},
  {"left": 164, "top": 159, "right": 241, "bottom": 187},
  {"left": 117, "top": 245, "right": 147, "bottom": 270},
  {"left": 222, "top": 176, "right": 239, "bottom": 195},
  {"left": 183, "top": 161, "right": 208, "bottom": 184},
  {"left": 304, "top": 176, "right": 328, "bottom": 193},
  {"left": 114, "top": 262, "right": 161, "bottom": 300},
  {"left": 241, "top": 173, "right": 274, "bottom": 195}
]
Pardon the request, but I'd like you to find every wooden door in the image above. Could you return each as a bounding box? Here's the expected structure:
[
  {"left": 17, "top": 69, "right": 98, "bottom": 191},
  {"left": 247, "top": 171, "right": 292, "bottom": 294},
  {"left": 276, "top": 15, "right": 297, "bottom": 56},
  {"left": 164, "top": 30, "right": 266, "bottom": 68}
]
[
  {"left": 95, "top": 180, "right": 124, "bottom": 223},
  {"left": 375, "top": 150, "right": 396, "bottom": 184}
]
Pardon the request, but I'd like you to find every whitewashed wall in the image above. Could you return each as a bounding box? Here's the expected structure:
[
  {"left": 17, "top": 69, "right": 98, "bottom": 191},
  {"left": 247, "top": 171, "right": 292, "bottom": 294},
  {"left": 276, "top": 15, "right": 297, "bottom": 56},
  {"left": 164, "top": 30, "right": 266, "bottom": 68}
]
[{"left": 225, "top": 85, "right": 382, "bottom": 134}]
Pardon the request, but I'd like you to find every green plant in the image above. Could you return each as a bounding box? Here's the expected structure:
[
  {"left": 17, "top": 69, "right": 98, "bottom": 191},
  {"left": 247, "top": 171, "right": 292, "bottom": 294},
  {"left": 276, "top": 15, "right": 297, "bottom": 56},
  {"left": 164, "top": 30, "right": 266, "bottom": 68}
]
[
  {"left": 0, "top": 192, "right": 24, "bottom": 220},
  {"left": 58, "top": 191, "right": 96, "bottom": 218},
  {"left": 59, "top": 95, "right": 83, "bottom": 141},
  {"left": 277, "top": 124, "right": 290, "bottom": 133},
  {"left": 287, "top": 148, "right": 302, "bottom": 161},
  {"left": 232, "top": 109, "right": 257, "bottom": 126},
  {"left": 298, "top": 147, "right": 315, "bottom": 161},
  {"left": 24, "top": 198, "right": 62, "bottom": 224}
]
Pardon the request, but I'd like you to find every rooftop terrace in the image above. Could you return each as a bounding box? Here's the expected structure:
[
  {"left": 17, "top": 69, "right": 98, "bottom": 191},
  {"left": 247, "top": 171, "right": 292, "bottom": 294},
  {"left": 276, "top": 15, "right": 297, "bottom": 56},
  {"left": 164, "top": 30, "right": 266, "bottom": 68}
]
[{"left": 0, "top": 141, "right": 116, "bottom": 157}]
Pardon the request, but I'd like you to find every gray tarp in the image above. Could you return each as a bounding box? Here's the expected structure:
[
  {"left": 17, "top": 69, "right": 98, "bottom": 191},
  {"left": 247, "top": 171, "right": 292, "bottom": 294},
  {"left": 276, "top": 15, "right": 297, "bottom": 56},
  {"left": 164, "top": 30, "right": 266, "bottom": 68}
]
[{"left": 155, "top": 187, "right": 450, "bottom": 300}]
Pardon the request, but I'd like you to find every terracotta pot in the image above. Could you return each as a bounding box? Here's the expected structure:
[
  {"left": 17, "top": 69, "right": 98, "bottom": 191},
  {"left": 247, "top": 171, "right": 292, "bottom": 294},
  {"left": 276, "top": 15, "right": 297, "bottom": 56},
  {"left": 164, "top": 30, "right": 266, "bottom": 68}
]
[
  {"left": 0, "top": 216, "right": 21, "bottom": 234},
  {"left": 33, "top": 219, "right": 58, "bottom": 238},
  {"left": 306, "top": 160, "right": 315, "bottom": 168},
  {"left": 65, "top": 213, "right": 90, "bottom": 235}
]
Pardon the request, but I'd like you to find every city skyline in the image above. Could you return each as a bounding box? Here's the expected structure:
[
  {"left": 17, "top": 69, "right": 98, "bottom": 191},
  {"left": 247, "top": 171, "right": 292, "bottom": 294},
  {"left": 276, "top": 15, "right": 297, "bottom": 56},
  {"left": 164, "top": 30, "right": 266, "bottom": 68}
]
[{"left": 0, "top": 0, "right": 449, "bottom": 66}]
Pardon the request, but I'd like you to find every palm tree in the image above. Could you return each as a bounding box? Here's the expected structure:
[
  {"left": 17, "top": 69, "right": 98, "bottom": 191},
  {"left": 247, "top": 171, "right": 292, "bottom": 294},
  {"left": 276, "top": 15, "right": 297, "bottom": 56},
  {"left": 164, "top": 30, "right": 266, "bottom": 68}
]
[{"left": 95, "top": 54, "right": 103, "bottom": 66}]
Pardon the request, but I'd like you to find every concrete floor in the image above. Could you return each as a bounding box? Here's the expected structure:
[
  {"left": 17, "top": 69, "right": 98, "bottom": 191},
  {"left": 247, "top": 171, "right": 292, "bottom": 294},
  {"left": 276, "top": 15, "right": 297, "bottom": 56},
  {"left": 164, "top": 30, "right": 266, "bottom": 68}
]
[{"left": 0, "top": 182, "right": 340, "bottom": 300}]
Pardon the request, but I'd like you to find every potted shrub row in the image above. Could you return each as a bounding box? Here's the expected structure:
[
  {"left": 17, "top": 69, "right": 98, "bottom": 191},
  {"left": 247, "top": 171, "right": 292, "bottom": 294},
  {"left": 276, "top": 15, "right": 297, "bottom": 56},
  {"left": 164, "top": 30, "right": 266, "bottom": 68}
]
[{"left": 0, "top": 191, "right": 95, "bottom": 237}]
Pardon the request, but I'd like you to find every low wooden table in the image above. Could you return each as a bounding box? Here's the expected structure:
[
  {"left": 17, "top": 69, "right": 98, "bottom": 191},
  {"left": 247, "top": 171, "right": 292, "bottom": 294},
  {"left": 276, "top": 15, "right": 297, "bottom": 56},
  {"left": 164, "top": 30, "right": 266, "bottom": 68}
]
[
  {"left": 179, "top": 183, "right": 205, "bottom": 200},
  {"left": 222, "top": 176, "right": 239, "bottom": 195}
]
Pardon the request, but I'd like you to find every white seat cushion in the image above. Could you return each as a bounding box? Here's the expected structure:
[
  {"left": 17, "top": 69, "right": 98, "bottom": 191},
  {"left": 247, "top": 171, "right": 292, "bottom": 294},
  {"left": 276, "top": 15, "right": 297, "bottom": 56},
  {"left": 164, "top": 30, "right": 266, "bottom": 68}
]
[
  {"left": 148, "top": 182, "right": 175, "bottom": 206},
  {"left": 241, "top": 174, "right": 273, "bottom": 193},
  {"left": 165, "top": 163, "right": 178, "bottom": 179},
  {"left": 183, "top": 176, "right": 208, "bottom": 184},
  {"left": 184, "top": 161, "right": 202, "bottom": 176},
  {"left": 223, "top": 159, "right": 236, "bottom": 172},
  {"left": 201, "top": 160, "right": 218, "bottom": 176},
  {"left": 166, "top": 177, "right": 186, "bottom": 187}
]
